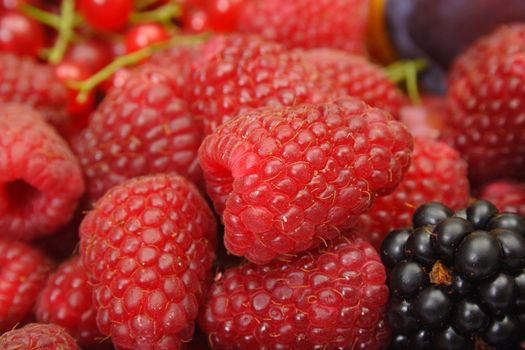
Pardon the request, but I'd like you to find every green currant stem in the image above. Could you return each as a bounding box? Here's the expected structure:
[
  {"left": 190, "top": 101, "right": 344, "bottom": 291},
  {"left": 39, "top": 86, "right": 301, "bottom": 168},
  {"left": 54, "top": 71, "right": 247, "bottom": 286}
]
[
  {"left": 20, "top": 4, "right": 61, "bottom": 29},
  {"left": 48, "top": 0, "right": 75, "bottom": 64},
  {"left": 21, "top": 4, "right": 82, "bottom": 42},
  {"left": 385, "top": 59, "right": 427, "bottom": 104},
  {"left": 135, "top": 0, "right": 163, "bottom": 10},
  {"left": 69, "top": 32, "right": 211, "bottom": 103},
  {"left": 130, "top": 3, "right": 181, "bottom": 24}
]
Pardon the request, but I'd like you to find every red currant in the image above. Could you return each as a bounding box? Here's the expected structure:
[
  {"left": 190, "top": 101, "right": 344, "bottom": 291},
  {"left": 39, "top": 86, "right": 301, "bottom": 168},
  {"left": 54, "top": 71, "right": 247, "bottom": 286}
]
[
  {"left": 124, "top": 23, "right": 169, "bottom": 53},
  {"left": 181, "top": 5, "right": 211, "bottom": 33},
  {"left": 64, "top": 39, "right": 113, "bottom": 74},
  {"left": 205, "top": 0, "right": 243, "bottom": 31},
  {"left": 55, "top": 61, "right": 95, "bottom": 117},
  {"left": 0, "top": 0, "right": 41, "bottom": 10},
  {"left": 0, "top": 11, "right": 45, "bottom": 57},
  {"left": 78, "top": 0, "right": 133, "bottom": 32}
]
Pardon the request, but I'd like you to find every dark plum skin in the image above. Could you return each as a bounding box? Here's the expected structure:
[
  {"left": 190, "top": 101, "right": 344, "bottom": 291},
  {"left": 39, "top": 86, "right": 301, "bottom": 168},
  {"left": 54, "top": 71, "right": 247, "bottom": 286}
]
[{"left": 387, "top": 0, "right": 525, "bottom": 68}]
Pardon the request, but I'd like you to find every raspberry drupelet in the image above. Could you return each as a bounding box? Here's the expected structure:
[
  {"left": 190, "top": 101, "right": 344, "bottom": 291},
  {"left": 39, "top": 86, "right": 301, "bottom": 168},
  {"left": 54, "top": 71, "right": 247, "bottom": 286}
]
[
  {"left": 237, "top": 0, "right": 369, "bottom": 55},
  {"left": 358, "top": 137, "right": 470, "bottom": 250},
  {"left": 73, "top": 64, "right": 203, "bottom": 203},
  {"left": 0, "top": 238, "right": 53, "bottom": 332},
  {"left": 0, "top": 103, "right": 84, "bottom": 240},
  {"left": 0, "top": 323, "right": 79, "bottom": 350},
  {"left": 80, "top": 174, "right": 217, "bottom": 350},
  {"left": 199, "top": 97, "right": 413, "bottom": 264},
  {"left": 190, "top": 33, "right": 339, "bottom": 135},
  {"left": 444, "top": 24, "right": 525, "bottom": 184},
  {"left": 480, "top": 180, "right": 525, "bottom": 216},
  {"left": 0, "top": 53, "right": 69, "bottom": 131},
  {"left": 300, "top": 48, "right": 406, "bottom": 119},
  {"left": 36, "top": 256, "right": 109, "bottom": 349},
  {"left": 200, "top": 235, "right": 391, "bottom": 349}
]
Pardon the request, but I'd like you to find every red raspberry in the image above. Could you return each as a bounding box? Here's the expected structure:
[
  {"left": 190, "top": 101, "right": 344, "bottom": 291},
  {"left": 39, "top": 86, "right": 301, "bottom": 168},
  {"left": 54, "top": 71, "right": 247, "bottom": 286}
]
[
  {"left": 480, "top": 180, "right": 525, "bottom": 216},
  {"left": 0, "top": 323, "right": 79, "bottom": 350},
  {"left": 200, "top": 235, "right": 390, "bottom": 349},
  {"left": 80, "top": 174, "right": 217, "bottom": 350},
  {"left": 399, "top": 95, "right": 450, "bottom": 140},
  {"left": 148, "top": 45, "right": 197, "bottom": 98},
  {"left": 190, "top": 33, "right": 338, "bottom": 135},
  {"left": 300, "top": 48, "right": 407, "bottom": 119},
  {"left": 0, "top": 103, "right": 84, "bottom": 240},
  {"left": 0, "top": 53, "right": 69, "bottom": 132},
  {"left": 449, "top": 24, "right": 525, "bottom": 84},
  {"left": 357, "top": 137, "right": 470, "bottom": 250},
  {"left": 0, "top": 239, "right": 53, "bottom": 332},
  {"left": 237, "top": 0, "right": 369, "bottom": 55},
  {"left": 73, "top": 64, "right": 203, "bottom": 202},
  {"left": 36, "top": 256, "right": 109, "bottom": 349},
  {"left": 444, "top": 24, "right": 525, "bottom": 184},
  {"left": 199, "top": 98, "right": 413, "bottom": 264}
]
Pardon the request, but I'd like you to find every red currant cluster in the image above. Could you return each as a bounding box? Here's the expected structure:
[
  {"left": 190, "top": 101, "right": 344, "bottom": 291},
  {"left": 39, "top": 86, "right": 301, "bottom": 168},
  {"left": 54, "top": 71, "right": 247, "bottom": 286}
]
[{"left": 0, "top": 0, "right": 228, "bottom": 137}]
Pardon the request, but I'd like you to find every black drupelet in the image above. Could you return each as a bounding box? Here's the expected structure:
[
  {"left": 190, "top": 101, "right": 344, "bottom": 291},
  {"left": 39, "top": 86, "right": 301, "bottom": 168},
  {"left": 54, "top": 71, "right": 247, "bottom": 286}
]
[{"left": 381, "top": 200, "right": 525, "bottom": 349}]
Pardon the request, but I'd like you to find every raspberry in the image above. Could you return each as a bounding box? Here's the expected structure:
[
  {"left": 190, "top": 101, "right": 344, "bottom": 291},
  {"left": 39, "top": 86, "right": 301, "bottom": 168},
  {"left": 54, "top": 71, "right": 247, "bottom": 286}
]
[
  {"left": 190, "top": 33, "right": 338, "bottom": 135},
  {"left": 0, "top": 323, "right": 79, "bottom": 350},
  {"left": 399, "top": 96, "right": 449, "bottom": 139},
  {"left": 444, "top": 24, "right": 525, "bottom": 184},
  {"left": 0, "top": 103, "right": 84, "bottom": 240},
  {"left": 358, "top": 137, "right": 470, "bottom": 250},
  {"left": 199, "top": 97, "right": 413, "bottom": 264},
  {"left": 300, "top": 48, "right": 406, "bottom": 118},
  {"left": 381, "top": 200, "right": 525, "bottom": 349},
  {"left": 480, "top": 181, "right": 525, "bottom": 216},
  {"left": 73, "top": 64, "right": 203, "bottom": 202},
  {"left": 0, "top": 53, "right": 69, "bottom": 132},
  {"left": 237, "top": 0, "right": 369, "bottom": 55},
  {"left": 0, "top": 238, "right": 53, "bottom": 332},
  {"left": 36, "top": 256, "right": 109, "bottom": 349},
  {"left": 80, "top": 174, "right": 217, "bottom": 350},
  {"left": 449, "top": 24, "right": 525, "bottom": 84},
  {"left": 148, "top": 45, "right": 197, "bottom": 98},
  {"left": 200, "top": 235, "right": 390, "bottom": 349}
]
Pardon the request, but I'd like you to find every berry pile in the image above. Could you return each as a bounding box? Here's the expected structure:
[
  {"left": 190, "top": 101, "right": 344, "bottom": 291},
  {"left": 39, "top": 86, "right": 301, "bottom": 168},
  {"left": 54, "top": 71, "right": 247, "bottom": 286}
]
[
  {"left": 1, "top": 0, "right": 525, "bottom": 349},
  {"left": 382, "top": 201, "right": 525, "bottom": 349}
]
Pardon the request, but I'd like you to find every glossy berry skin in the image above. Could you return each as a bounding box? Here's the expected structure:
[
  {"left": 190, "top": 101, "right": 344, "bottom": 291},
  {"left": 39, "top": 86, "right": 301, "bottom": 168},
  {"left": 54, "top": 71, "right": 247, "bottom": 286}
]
[
  {"left": 381, "top": 200, "right": 525, "bottom": 349},
  {"left": 125, "top": 23, "right": 170, "bottom": 53},
  {"left": 190, "top": 33, "right": 339, "bottom": 135},
  {"left": 78, "top": 0, "right": 133, "bottom": 32},
  {"left": 73, "top": 64, "right": 202, "bottom": 202},
  {"left": 300, "top": 48, "right": 406, "bottom": 118},
  {"left": 64, "top": 39, "right": 113, "bottom": 75},
  {"left": 444, "top": 24, "right": 525, "bottom": 184},
  {"left": 357, "top": 137, "right": 469, "bottom": 250},
  {"left": 148, "top": 45, "right": 196, "bottom": 98},
  {"left": 204, "top": 0, "right": 243, "bottom": 32},
  {"left": 0, "top": 53, "right": 69, "bottom": 132},
  {"left": 55, "top": 60, "right": 95, "bottom": 118},
  {"left": 36, "top": 256, "right": 109, "bottom": 349},
  {"left": 0, "top": 11, "right": 45, "bottom": 57},
  {"left": 200, "top": 235, "right": 391, "bottom": 349},
  {"left": 199, "top": 98, "right": 413, "bottom": 264},
  {"left": 480, "top": 181, "right": 525, "bottom": 216},
  {"left": 0, "top": 323, "right": 79, "bottom": 350},
  {"left": 181, "top": 6, "right": 212, "bottom": 33},
  {"left": 80, "top": 174, "right": 216, "bottom": 350},
  {"left": 0, "top": 239, "right": 53, "bottom": 332},
  {"left": 0, "top": 103, "right": 84, "bottom": 240},
  {"left": 237, "top": 0, "right": 369, "bottom": 54}
]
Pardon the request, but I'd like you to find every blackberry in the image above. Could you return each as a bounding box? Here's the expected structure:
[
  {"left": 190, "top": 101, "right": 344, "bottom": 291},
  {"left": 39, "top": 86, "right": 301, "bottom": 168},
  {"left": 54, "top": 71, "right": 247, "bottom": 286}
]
[{"left": 381, "top": 200, "right": 525, "bottom": 349}]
